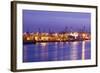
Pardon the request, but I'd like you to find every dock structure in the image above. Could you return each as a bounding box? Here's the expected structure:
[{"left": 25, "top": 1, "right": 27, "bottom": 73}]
[{"left": 23, "top": 32, "right": 91, "bottom": 44}]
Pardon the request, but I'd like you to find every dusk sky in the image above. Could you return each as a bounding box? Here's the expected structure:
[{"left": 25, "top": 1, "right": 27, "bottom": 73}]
[{"left": 23, "top": 10, "right": 91, "bottom": 33}]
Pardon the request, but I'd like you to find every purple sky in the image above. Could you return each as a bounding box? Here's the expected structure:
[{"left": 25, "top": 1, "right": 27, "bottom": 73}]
[{"left": 23, "top": 10, "right": 91, "bottom": 33}]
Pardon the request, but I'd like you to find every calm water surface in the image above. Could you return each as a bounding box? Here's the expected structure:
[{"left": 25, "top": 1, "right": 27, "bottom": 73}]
[{"left": 23, "top": 41, "right": 91, "bottom": 62}]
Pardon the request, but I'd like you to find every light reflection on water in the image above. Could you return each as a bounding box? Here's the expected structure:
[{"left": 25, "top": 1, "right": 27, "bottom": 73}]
[
  {"left": 70, "top": 42, "right": 78, "bottom": 60},
  {"left": 23, "top": 41, "right": 91, "bottom": 62},
  {"left": 82, "top": 41, "right": 85, "bottom": 60}
]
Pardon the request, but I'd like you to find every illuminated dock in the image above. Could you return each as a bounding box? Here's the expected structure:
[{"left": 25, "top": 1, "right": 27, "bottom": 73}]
[{"left": 23, "top": 32, "right": 90, "bottom": 44}]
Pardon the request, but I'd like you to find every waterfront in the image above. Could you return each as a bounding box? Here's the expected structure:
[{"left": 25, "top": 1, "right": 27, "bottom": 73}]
[
  {"left": 23, "top": 40, "right": 91, "bottom": 62},
  {"left": 23, "top": 10, "right": 91, "bottom": 62},
  {"left": 23, "top": 32, "right": 90, "bottom": 44}
]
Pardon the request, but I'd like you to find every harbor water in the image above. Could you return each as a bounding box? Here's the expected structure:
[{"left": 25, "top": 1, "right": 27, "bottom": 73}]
[{"left": 23, "top": 40, "right": 91, "bottom": 62}]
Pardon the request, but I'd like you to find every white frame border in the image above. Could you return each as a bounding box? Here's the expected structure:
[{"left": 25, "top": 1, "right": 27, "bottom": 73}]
[{"left": 16, "top": 3, "right": 97, "bottom": 70}]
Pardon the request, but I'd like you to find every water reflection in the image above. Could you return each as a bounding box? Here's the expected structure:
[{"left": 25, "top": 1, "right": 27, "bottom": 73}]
[
  {"left": 23, "top": 41, "right": 91, "bottom": 62},
  {"left": 70, "top": 42, "right": 78, "bottom": 60},
  {"left": 40, "top": 43, "right": 47, "bottom": 47},
  {"left": 82, "top": 41, "right": 85, "bottom": 60}
]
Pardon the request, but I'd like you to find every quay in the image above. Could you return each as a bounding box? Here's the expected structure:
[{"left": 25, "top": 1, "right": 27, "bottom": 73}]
[{"left": 23, "top": 32, "right": 91, "bottom": 44}]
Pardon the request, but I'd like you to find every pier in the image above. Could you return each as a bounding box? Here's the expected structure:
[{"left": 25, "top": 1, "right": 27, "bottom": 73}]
[{"left": 23, "top": 32, "right": 91, "bottom": 44}]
